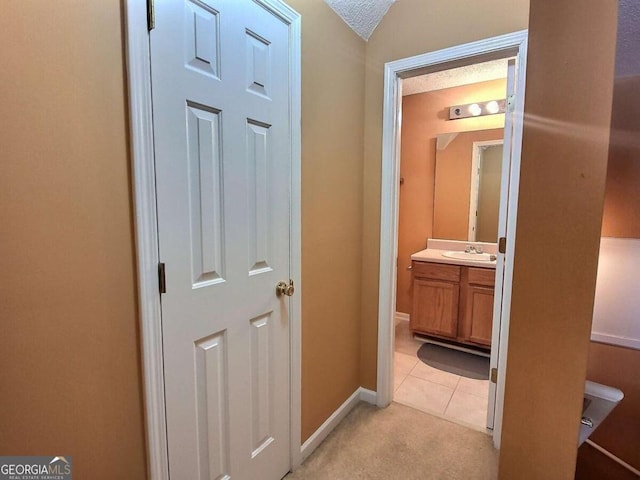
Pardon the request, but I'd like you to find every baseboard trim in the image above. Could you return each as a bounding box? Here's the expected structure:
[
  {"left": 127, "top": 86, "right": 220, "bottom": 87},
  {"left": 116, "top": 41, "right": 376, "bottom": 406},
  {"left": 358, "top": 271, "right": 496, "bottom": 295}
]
[
  {"left": 395, "top": 312, "right": 410, "bottom": 323},
  {"left": 585, "top": 439, "right": 640, "bottom": 477},
  {"left": 299, "top": 387, "right": 377, "bottom": 462},
  {"left": 359, "top": 387, "right": 377, "bottom": 404}
]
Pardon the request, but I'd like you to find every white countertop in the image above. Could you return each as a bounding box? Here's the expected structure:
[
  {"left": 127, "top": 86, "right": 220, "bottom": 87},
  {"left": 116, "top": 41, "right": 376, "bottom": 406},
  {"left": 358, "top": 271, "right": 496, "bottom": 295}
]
[{"left": 411, "top": 248, "right": 497, "bottom": 269}]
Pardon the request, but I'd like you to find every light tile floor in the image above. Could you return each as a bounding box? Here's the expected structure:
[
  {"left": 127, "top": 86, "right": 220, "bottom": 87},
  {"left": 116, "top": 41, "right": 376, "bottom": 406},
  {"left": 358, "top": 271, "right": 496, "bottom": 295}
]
[{"left": 393, "top": 320, "right": 490, "bottom": 432}]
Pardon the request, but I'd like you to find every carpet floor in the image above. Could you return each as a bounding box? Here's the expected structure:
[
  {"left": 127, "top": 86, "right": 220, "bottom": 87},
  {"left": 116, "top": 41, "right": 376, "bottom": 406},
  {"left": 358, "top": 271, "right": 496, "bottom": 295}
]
[{"left": 285, "top": 402, "right": 498, "bottom": 480}]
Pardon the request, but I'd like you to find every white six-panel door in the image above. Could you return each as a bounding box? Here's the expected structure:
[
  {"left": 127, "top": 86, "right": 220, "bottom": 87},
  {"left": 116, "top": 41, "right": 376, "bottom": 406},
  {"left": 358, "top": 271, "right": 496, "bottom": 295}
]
[{"left": 150, "top": 1, "right": 292, "bottom": 478}]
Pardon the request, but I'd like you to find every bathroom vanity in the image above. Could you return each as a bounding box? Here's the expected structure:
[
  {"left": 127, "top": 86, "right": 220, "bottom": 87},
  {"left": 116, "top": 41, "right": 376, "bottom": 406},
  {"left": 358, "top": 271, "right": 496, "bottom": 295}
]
[{"left": 410, "top": 244, "right": 496, "bottom": 350}]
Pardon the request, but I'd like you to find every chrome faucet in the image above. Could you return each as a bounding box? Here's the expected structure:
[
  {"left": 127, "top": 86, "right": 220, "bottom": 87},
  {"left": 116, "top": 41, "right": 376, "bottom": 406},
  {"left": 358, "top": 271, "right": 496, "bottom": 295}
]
[{"left": 464, "top": 245, "right": 483, "bottom": 254}]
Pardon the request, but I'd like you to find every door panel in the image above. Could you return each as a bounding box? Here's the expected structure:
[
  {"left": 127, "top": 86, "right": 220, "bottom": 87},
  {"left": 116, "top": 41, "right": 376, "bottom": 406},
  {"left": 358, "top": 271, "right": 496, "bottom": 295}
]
[
  {"left": 194, "top": 331, "right": 230, "bottom": 479},
  {"left": 150, "top": 1, "right": 292, "bottom": 478},
  {"left": 186, "top": 103, "right": 225, "bottom": 287},
  {"left": 247, "top": 120, "right": 274, "bottom": 275},
  {"left": 249, "top": 312, "right": 274, "bottom": 456}
]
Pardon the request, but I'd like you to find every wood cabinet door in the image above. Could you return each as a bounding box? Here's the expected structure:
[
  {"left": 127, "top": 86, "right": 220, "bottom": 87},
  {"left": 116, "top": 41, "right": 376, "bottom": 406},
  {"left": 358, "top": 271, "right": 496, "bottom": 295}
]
[
  {"left": 411, "top": 279, "right": 459, "bottom": 338},
  {"left": 463, "top": 285, "right": 494, "bottom": 346}
]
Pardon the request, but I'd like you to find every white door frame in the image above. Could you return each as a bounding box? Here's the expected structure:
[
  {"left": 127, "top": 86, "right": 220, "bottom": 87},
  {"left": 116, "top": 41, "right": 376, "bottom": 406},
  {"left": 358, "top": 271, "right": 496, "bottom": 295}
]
[
  {"left": 468, "top": 139, "right": 505, "bottom": 241},
  {"left": 124, "top": 1, "right": 302, "bottom": 478},
  {"left": 377, "top": 30, "right": 528, "bottom": 448}
]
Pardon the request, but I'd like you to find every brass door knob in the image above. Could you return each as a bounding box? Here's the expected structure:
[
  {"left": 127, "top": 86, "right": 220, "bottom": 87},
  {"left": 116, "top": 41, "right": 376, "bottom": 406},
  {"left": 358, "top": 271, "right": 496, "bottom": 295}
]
[{"left": 276, "top": 279, "right": 294, "bottom": 297}]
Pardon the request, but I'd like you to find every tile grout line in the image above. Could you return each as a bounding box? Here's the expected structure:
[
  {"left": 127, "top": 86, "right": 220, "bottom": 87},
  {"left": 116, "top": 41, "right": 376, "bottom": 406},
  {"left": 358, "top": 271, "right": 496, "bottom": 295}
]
[
  {"left": 392, "top": 350, "right": 418, "bottom": 397},
  {"left": 393, "top": 371, "right": 410, "bottom": 395},
  {"left": 443, "top": 376, "right": 460, "bottom": 415}
]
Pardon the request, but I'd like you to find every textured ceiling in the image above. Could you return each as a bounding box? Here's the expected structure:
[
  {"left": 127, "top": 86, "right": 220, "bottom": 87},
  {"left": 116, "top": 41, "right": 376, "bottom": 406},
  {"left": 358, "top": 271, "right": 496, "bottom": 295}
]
[
  {"left": 324, "top": 0, "right": 396, "bottom": 41},
  {"left": 616, "top": 0, "right": 640, "bottom": 76},
  {"left": 402, "top": 59, "right": 509, "bottom": 96}
]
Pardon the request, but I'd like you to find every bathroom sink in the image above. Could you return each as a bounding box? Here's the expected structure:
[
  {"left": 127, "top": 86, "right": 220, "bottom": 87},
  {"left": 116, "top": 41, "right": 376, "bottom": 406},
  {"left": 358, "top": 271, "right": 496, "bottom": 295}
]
[{"left": 442, "top": 251, "right": 496, "bottom": 262}]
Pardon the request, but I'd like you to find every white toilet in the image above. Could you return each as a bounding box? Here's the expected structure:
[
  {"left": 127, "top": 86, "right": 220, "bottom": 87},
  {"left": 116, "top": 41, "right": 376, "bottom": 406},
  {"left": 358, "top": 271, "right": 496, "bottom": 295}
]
[{"left": 579, "top": 380, "right": 624, "bottom": 445}]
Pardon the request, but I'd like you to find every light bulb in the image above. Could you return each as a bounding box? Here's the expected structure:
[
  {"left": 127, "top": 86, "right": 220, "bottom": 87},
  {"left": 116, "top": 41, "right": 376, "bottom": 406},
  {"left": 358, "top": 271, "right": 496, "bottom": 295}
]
[
  {"left": 468, "top": 103, "right": 482, "bottom": 116},
  {"left": 486, "top": 100, "right": 500, "bottom": 114}
]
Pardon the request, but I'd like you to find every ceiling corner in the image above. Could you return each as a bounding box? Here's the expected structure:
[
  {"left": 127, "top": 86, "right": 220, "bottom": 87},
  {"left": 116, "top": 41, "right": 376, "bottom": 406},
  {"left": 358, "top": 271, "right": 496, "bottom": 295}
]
[{"left": 324, "top": 0, "right": 396, "bottom": 41}]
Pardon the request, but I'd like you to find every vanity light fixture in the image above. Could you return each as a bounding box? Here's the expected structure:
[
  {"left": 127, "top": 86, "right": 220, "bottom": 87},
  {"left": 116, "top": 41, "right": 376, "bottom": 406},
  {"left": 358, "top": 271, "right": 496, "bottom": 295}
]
[{"left": 449, "top": 99, "right": 506, "bottom": 120}]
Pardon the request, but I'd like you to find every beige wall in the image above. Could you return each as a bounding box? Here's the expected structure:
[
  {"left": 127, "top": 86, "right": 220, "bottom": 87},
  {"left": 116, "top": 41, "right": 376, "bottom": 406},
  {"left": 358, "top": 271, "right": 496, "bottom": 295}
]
[
  {"left": 0, "top": 2, "right": 147, "bottom": 479},
  {"left": 498, "top": 1, "right": 618, "bottom": 478},
  {"left": 286, "top": 0, "right": 366, "bottom": 442},
  {"left": 396, "top": 81, "right": 505, "bottom": 314},
  {"left": 362, "top": 0, "right": 530, "bottom": 389}
]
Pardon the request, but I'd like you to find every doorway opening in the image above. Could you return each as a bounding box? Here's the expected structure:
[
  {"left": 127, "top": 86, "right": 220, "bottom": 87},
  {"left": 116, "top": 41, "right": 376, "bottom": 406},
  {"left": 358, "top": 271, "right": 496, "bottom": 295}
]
[
  {"left": 395, "top": 63, "right": 507, "bottom": 433},
  {"left": 377, "top": 31, "right": 528, "bottom": 448}
]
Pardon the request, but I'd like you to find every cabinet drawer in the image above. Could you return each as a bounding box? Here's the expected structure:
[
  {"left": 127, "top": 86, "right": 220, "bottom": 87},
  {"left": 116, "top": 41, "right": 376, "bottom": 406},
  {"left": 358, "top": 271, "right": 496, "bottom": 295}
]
[
  {"left": 412, "top": 261, "right": 460, "bottom": 282},
  {"left": 467, "top": 267, "right": 495, "bottom": 287}
]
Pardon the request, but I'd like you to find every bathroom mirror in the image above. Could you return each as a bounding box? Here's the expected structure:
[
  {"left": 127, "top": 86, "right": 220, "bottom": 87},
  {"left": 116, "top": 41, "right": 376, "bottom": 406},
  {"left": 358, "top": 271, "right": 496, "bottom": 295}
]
[{"left": 433, "top": 129, "right": 504, "bottom": 242}]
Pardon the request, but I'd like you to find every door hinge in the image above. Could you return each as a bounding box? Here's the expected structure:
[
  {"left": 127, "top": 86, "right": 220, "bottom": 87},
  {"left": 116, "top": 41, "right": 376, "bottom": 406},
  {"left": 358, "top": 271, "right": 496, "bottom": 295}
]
[
  {"left": 507, "top": 94, "right": 516, "bottom": 113},
  {"left": 158, "top": 262, "right": 166, "bottom": 294},
  {"left": 490, "top": 368, "right": 498, "bottom": 384},
  {"left": 498, "top": 237, "right": 507, "bottom": 254},
  {"left": 147, "top": 0, "right": 155, "bottom": 31}
]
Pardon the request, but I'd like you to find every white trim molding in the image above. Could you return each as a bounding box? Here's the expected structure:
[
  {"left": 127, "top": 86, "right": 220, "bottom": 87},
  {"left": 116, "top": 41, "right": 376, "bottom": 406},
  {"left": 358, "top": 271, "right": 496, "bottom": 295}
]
[
  {"left": 124, "top": 2, "right": 168, "bottom": 479},
  {"left": 299, "top": 388, "right": 377, "bottom": 462},
  {"left": 125, "top": 1, "right": 302, "bottom": 477},
  {"left": 359, "top": 388, "right": 378, "bottom": 405},
  {"left": 376, "top": 30, "right": 529, "bottom": 450},
  {"left": 276, "top": 0, "right": 304, "bottom": 471}
]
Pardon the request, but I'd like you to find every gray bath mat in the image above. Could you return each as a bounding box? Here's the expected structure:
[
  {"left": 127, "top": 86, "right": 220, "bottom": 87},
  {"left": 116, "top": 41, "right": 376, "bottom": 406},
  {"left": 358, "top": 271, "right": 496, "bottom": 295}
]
[{"left": 417, "top": 343, "right": 489, "bottom": 380}]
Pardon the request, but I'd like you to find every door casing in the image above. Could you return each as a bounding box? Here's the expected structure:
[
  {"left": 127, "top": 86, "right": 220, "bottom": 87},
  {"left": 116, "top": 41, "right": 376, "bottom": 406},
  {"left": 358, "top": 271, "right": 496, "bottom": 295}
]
[
  {"left": 377, "top": 30, "right": 528, "bottom": 449},
  {"left": 124, "top": 1, "right": 302, "bottom": 478}
]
